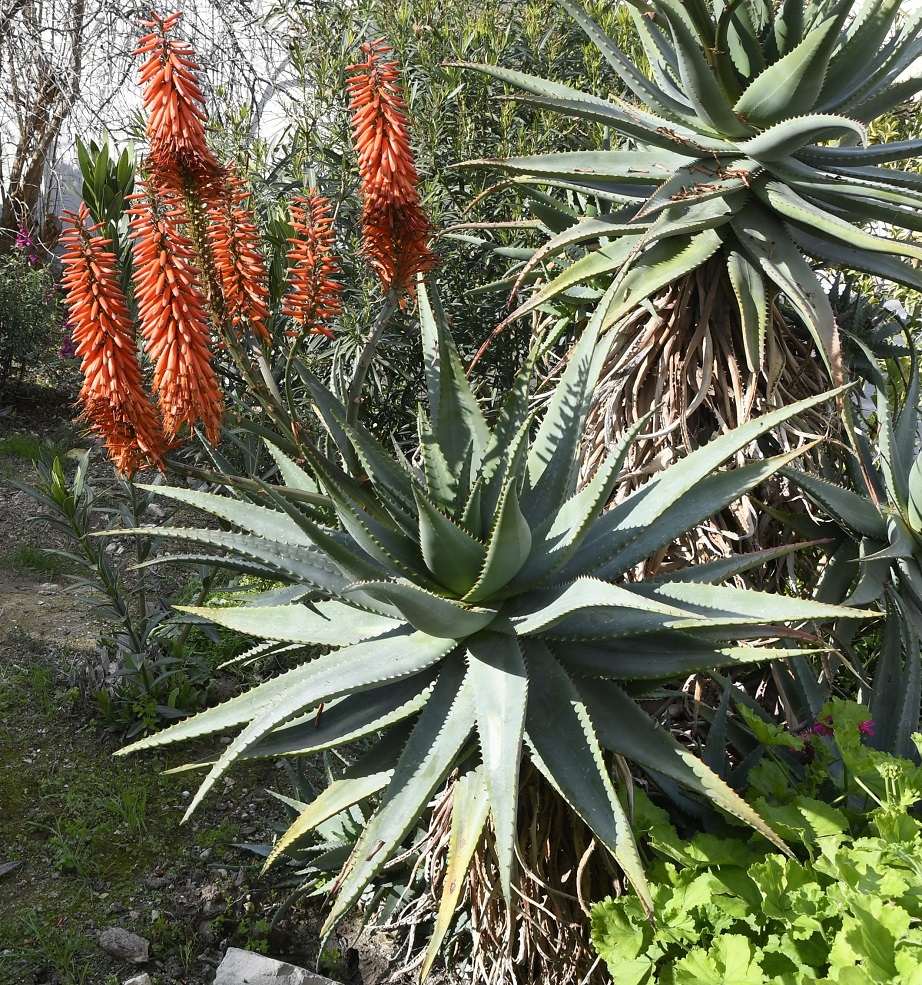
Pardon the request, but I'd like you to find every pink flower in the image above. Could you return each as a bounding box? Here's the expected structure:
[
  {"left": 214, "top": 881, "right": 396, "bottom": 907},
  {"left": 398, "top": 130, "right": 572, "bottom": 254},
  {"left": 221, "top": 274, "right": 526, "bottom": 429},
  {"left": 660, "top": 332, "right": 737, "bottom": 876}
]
[{"left": 858, "top": 720, "right": 875, "bottom": 736}]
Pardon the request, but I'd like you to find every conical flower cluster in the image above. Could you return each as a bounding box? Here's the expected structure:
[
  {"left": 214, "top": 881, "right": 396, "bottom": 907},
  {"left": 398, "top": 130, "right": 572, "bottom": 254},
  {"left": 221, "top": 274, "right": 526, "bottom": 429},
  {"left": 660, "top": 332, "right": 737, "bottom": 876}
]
[
  {"left": 135, "top": 11, "right": 222, "bottom": 191},
  {"left": 347, "top": 39, "right": 435, "bottom": 296},
  {"left": 207, "top": 169, "right": 271, "bottom": 344},
  {"left": 129, "top": 179, "right": 225, "bottom": 446},
  {"left": 284, "top": 193, "right": 343, "bottom": 340},
  {"left": 60, "top": 205, "right": 167, "bottom": 474}
]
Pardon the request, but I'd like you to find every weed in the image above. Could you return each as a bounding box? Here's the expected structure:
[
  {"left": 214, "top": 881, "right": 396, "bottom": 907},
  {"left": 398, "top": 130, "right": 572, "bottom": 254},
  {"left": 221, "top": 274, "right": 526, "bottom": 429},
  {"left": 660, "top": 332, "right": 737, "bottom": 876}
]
[
  {"left": 102, "top": 774, "right": 149, "bottom": 837},
  {"left": 12, "top": 912, "right": 92, "bottom": 985},
  {"left": 196, "top": 817, "right": 242, "bottom": 855},
  {"left": 7, "top": 543, "right": 67, "bottom": 578},
  {"left": 32, "top": 819, "right": 98, "bottom": 880},
  {"left": 0, "top": 434, "right": 68, "bottom": 462}
]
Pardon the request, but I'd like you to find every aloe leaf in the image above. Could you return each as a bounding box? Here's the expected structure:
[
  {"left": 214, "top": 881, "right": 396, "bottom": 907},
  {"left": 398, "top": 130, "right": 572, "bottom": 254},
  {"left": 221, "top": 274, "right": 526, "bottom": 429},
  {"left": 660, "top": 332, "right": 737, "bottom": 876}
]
[
  {"left": 738, "top": 114, "right": 867, "bottom": 162},
  {"left": 509, "top": 577, "right": 689, "bottom": 637},
  {"left": 180, "top": 630, "right": 458, "bottom": 820},
  {"left": 523, "top": 640, "right": 651, "bottom": 913},
  {"left": 780, "top": 468, "right": 885, "bottom": 539},
  {"left": 557, "top": 0, "right": 705, "bottom": 127},
  {"left": 730, "top": 204, "right": 839, "bottom": 373},
  {"left": 726, "top": 247, "right": 768, "bottom": 372},
  {"left": 787, "top": 226, "right": 922, "bottom": 294},
  {"left": 511, "top": 414, "right": 650, "bottom": 592},
  {"left": 521, "top": 301, "right": 605, "bottom": 521},
  {"left": 637, "top": 580, "right": 875, "bottom": 623},
  {"left": 654, "top": 0, "right": 751, "bottom": 138},
  {"left": 800, "top": 138, "right": 922, "bottom": 168},
  {"left": 465, "top": 481, "right": 532, "bottom": 603},
  {"left": 263, "top": 729, "right": 408, "bottom": 870},
  {"left": 460, "top": 63, "right": 729, "bottom": 153},
  {"left": 135, "top": 483, "right": 308, "bottom": 545},
  {"left": 467, "top": 631, "right": 527, "bottom": 901},
  {"left": 717, "top": 0, "right": 766, "bottom": 79},
  {"left": 758, "top": 180, "right": 922, "bottom": 261},
  {"left": 848, "top": 76, "right": 922, "bottom": 124},
  {"left": 733, "top": 6, "right": 850, "bottom": 125},
  {"left": 482, "top": 150, "right": 693, "bottom": 183},
  {"left": 262, "top": 442, "right": 323, "bottom": 499},
  {"left": 417, "top": 410, "right": 460, "bottom": 513},
  {"left": 226, "top": 674, "right": 435, "bottom": 763},
  {"left": 323, "top": 656, "right": 475, "bottom": 932},
  {"left": 419, "top": 765, "right": 490, "bottom": 982},
  {"left": 176, "top": 600, "right": 403, "bottom": 646},
  {"left": 652, "top": 542, "right": 817, "bottom": 585},
  {"left": 601, "top": 228, "right": 724, "bottom": 330},
  {"left": 592, "top": 445, "right": 815, "bottom": 579},
  {"left": 635, "top": 157, "right": 757, "bottom": 221},
  {"left": 502, "top": 236, "right": 640, "bottom": 330},
  {"left": 414, "top": 487, "right": 487, "bottom": 595},
  {"left": 560, "top": 637, "right": 823, "bottom": 680},
  {"left": 894, "top": 351, "right": 920, "bottom": 483},
  {"left": 822, "top": 0, "right": 902, "bottom": 103},
  {"left": 343, "top": 579, "right": 495, "bottom": 638},
  {"left": 419, "top": 282, "right": 490, "bottom": 476},
  {"left": 579, "top": 679, "right": 786, "bottom": 851},
  {"left": 114, "top": 525, "right": 352, "bottom": 594},
  {"left": 772, "top": 0, "right": 804, "bottom": 56}
]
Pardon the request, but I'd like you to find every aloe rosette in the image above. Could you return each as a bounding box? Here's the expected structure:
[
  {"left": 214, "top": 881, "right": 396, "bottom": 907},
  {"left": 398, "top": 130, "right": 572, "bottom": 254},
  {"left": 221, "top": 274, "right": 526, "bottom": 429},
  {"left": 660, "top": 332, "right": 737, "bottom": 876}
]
[
  {"left": 118, "top": 283, "right": 870, "bottom": 942},
  {"left": 464, "top": 0, "right": 922, "bottom": 475}
]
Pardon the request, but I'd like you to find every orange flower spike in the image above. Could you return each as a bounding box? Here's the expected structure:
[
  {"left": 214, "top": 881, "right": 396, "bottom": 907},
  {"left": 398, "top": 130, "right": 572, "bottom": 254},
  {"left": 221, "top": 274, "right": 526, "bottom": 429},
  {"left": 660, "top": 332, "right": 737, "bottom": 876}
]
[
  {"left": 60, "top": 204, "right": 167, "bottom": 474},
  {"left": 346, "top": 38, "right": 436, "bottom": 296},
  {"left": 284, "top": 192, "right": 343, "bottom": 340},
  {"left": 134, "top": 11, "right": 221, "bottom": 188},
  {"left": 206, "top": 169, "right": 271, "bottom": 343},
  {"left": 129, "top": 180, "right": 225, "bottom": 445}
]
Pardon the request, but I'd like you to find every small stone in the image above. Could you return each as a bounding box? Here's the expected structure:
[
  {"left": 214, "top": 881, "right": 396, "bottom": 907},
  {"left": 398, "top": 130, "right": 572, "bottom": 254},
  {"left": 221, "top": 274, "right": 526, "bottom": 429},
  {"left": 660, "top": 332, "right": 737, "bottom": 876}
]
[
  {"left": 122, "top": 975, "right": 153, "bottom": 985},
  {"left": 214, "top": 947, "right": 340, "bottom": 985},
  {"left": 99, "top": 926, "right": 150, "bottom": 963}
]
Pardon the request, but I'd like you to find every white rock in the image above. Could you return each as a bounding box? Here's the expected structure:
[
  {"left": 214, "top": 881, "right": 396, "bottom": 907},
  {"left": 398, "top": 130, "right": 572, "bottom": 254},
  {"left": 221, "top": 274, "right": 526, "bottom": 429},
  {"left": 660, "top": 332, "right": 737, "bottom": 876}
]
[
  {"left": 122, "top": 974, "right": 153, "bottom": 985},
  {"left": 214, "top": 947, "right": 341, "bottom": 985},
  {"left": 98, "top": 927, "right": 150, "bottom": 963}
]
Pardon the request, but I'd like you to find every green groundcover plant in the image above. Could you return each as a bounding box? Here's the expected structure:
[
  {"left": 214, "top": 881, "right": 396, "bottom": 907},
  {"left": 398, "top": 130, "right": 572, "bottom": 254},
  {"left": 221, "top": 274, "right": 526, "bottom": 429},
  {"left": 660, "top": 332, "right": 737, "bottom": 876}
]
[{"left": 591, "top": 700, "right": 922, "bottom": 985}]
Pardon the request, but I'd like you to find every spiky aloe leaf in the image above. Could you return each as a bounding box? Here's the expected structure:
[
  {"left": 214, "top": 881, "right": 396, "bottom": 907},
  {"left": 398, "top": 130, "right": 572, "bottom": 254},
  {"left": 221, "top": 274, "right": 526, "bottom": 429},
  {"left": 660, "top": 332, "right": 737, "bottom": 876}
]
[
  {"left": 323, "top": 657, "right": 475, "bottom": 932},
  {"left": 176, "top": 600, "right": 403, "bottom": 646},
  {"left": 419, "top": 765, "right": 490, "bottom": 982},
  {"left": 467, "top": 631, "right": 527, "bottom": 902},
  {"left": 523, "top": 640, "right": 652, "bottom": 913},
  {"left": 343, "top": 580, "right": 495, "bottom": 638},
  {"left": 579, "top": 679, "right": 786, "bottom": 851}
]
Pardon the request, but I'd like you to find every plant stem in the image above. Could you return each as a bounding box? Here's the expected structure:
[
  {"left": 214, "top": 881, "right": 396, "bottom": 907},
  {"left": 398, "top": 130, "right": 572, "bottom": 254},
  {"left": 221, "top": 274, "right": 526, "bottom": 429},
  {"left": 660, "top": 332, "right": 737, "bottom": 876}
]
[{"left": 344, "top": 287, "right": 400, "bottom": 435}]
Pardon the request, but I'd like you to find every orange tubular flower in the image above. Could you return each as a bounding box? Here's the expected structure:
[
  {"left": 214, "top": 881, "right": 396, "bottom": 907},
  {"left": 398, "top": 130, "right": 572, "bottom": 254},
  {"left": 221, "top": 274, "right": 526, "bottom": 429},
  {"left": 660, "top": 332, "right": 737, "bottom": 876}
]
[
  {"left": 206, "top": 168, "right": 271, "bottom": 343},
  {"left": 134, "top": 11, "right": 222, "bottom": 191},
  {"left": 284, "top": 193, "right": 343, "bottom": 340},
  {"left": 129, "top": 180, "right": 224, "bottom": 445},
  {"left": 346, "top": 39, "right": 436, "bottom": 296},
  {"left": 60, "top": 205, "right": 167, "bottom": 475}
]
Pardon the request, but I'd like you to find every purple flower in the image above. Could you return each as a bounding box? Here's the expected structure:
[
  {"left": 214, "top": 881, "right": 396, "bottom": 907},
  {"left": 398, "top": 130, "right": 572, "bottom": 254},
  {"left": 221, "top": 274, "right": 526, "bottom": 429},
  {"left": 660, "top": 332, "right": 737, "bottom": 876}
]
[
  {"left": 858, "top": 720, "right": 875, "bottom": 736},
  {"left": 15, "top": 223, "right": 34, "bottom": 251}
]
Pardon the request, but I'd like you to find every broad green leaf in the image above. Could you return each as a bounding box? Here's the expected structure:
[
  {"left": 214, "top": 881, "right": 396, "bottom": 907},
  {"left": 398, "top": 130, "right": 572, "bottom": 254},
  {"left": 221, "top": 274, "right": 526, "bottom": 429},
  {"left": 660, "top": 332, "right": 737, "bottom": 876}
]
[
  {"left": 343, "top": 579, "right": 495, "bottom": 638},
  {"left": 734, "top": 6, "right": 851, "bottom": 125}
]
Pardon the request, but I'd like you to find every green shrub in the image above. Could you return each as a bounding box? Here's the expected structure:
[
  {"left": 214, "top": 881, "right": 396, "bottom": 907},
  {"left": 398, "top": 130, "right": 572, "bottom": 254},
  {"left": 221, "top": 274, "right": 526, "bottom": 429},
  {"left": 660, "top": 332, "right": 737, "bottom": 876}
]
[
  {"left": 0, "top": 245, "right": 64, "bottom": 392},
  {"left": 591, "top": 701, "right": 922, "bottom": 985}
]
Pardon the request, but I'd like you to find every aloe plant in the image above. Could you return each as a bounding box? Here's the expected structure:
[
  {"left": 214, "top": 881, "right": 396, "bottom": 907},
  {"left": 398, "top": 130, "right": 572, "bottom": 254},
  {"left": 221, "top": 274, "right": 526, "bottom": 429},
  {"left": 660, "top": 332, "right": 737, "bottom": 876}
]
[
  {"left": 465, "top": 0, "right": 922, "bottom": 472},
  {"left": 781, "top": 348, "right": 922, "bottom": 761},
  {"left": 116, "top": 282, "right": 869, "bottom": 971}
]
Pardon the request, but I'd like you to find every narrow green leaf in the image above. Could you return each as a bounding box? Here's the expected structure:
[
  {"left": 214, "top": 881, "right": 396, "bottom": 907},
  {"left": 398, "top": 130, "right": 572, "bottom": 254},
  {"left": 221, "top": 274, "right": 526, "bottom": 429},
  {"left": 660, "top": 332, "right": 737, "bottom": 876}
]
[
  {"left": 465, "top": 481, "right": 532, "bottom": 602},
  {"left": 580, "top": 679, "right": 787, "bottom": 851},
  {"left": 414, "top": 487, "right": 487, "bottom": 596},
  {"left": 176, "top": 600, "right": 403, "bottom": 646},
  {"left": 419, "top": 765, "right": 489, "bottom": 983},
  {"left": 738, "top": 114, "right": 867, "bottom": 162},
  {"left": 467, "top": 632, "right": 527, "bottom": 901},
  {"left": 726, "top": 247, "right": 768, "bottom": 372},
  {"left": 323, "top": 656, "right": 474, "bottom": 932},
  {"left": 523, "top": 640, "right": 651, "bottom": 913},
  {"left": 781, "top": 467, "right": 886, "bottom": 539}
]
